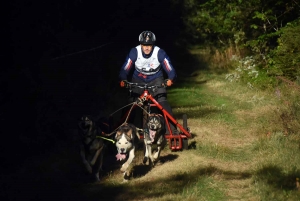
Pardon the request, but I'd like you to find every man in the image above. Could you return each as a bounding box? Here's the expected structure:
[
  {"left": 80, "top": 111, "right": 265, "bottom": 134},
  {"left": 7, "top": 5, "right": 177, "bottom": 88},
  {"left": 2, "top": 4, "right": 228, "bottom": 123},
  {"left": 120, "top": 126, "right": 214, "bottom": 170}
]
[{"left": 119, "top": 30, "right": 179, "bottom": 134}]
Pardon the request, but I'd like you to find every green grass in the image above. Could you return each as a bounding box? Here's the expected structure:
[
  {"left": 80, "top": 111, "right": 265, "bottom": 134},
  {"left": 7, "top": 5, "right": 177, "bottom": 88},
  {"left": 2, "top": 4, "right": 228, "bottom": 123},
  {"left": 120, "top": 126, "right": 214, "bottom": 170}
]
[
  {"left": 168, "top": 77, "right": 251, "bottom": 125},
  {"left": 9, "top": 65, "right": 300, "bottom": 201},
  {"left": 181, "top": 176, "right": 227, "bottom": 201},
  {"left": 103, "top": 70, "right": 300, "bottom": 200},
  {"left": 168, "top": 87, "right": 205, "bottom": 108},
  {"left": 251, "top": 133, "right": 300, "bottom": 198},
  {"left": 169, "top": 70, "right": 300, "bottom": 200},
  {"left": 78, "top": 165, "right": 227, "bottom": 201},
  {"left": 195, "top": 141, "right": 253, "bottom": 162}
]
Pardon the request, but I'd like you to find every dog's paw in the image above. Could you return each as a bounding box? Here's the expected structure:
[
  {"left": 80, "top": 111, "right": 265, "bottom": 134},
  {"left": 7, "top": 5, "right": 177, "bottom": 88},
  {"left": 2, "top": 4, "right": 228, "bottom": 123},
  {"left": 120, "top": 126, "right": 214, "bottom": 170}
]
[
  {"left": 150, "top": 159, "right": 157, "bottom": 167},
  {"left": 143, "top": 156, "right": 148, "bottom": 164},
  {"left": 149, "top": 159, "right": 155, "bottom": 168},
  {"left": 122, "top": 179, "right": 129, "bottom": 183},
  {"left": 93, "top": 173, "right": 100, "bottom": 182},
  {"left": 153, "top": 152, "right": 159, "bottom": 160},
  {"left": 83, "top": 161, "right": 93, "bottom": 173},
  {"left": 120, "top": 163, "right": 129, "bottom": 172},
  {"left": 123, "top": 171, "right": 131, "bottom": 181}
]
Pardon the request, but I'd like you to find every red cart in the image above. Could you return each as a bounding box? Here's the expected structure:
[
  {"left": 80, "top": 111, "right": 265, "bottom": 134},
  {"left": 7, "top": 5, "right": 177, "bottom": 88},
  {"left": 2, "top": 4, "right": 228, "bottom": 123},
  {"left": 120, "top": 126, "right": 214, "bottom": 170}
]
[{"left": 115, "top": 81, "right": 192, "bottom": 151}]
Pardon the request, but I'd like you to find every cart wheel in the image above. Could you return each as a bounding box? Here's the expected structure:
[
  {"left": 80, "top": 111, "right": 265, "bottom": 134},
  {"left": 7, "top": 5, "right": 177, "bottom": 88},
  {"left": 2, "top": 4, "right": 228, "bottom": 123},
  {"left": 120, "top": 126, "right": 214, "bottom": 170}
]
[
  {"left": 182, "top": 114, "right": 189, "bottom": 150},
  {"left": 182, "top": 138, "right": 188, "bottom": 150}
]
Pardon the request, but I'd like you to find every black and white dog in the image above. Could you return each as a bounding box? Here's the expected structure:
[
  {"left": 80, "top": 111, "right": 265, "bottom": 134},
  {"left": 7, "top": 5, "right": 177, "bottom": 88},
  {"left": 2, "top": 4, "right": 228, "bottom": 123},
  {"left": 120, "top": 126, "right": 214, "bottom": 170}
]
[
  {"left": 114, "top": 123, "right": 140, "bottom": 180},
  {"left": 78, "top": 115, "right": 106, "bottom": 182},
  {"left": 143, "top": 114, "right": 166, "bottom": 167}
]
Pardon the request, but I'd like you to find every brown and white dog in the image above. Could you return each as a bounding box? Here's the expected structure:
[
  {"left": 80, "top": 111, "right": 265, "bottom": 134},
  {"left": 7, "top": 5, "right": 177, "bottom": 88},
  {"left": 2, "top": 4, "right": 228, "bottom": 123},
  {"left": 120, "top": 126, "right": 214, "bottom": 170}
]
[
  {"left": 143, "top": 114, "right": 166, "bottom": 167},
  {"left": 114, "top": 123, "right": 140, "bottom": 180}
]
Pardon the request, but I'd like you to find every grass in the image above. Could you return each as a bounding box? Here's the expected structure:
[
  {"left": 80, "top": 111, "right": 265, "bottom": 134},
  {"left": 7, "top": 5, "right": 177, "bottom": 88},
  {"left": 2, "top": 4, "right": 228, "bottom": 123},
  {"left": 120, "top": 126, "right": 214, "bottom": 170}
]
[
  {"left": 169, "top": 71, "right": 300, "bottom": 200},
  {"left": 4, "top": 53, "right": 300, "bottom": 201},
  {"left": 88, "top": 69, "right": 299, "bottom": 200}
]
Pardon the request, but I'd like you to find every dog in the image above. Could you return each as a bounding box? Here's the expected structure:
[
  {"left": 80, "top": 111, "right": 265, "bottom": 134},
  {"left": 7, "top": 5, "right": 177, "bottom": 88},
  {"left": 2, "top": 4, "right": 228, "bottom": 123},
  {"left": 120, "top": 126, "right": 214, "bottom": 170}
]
[
  {"left": 114, "top": 123, "right": 140, "bottom": 180},
  {"left": 143, "top": 113, "right": 166, "bottom": 167},
  {"left": 78, "top": 115, "right": 106, "bottom": 182}
]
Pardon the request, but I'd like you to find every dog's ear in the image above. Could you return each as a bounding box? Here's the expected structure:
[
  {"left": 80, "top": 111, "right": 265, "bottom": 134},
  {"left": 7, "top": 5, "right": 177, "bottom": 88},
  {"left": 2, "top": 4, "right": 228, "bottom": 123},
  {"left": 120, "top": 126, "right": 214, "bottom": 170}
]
[
  {"left": 128, "top": 124, "right": 137, "bottom": 138},
  {"left": 115, "top": 131, "right": 121, "bottom": 139},
  {"left": 125, "top": 129, "right": 133, "bottom": 138}
]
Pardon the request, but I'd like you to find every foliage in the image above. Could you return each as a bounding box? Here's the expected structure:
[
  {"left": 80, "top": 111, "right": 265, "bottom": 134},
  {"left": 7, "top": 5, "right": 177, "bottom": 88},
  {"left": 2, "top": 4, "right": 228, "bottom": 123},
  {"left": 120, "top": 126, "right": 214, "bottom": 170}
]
[
  {"left": 171, "top": 0, "right": 251, "bottom": 46},
  {"left": 170, "top": 0, "right": 300, "bottom": 79},
  {"left": 267, "top": 19, "right": 300, "bottom": 80},
  {"left": 172, "top": 0, "right": 299, "bottom": 44},
  {"left": 225, "top": 56, "right": 277, "bottom": 89}
]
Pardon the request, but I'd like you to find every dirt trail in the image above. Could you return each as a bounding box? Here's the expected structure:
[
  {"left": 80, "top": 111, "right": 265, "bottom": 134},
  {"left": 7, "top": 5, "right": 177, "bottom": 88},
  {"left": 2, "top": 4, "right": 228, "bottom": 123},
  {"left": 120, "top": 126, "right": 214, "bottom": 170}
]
[
  {"left": 189, "top": 78, "right": 261, "bottom": 200},
  {"left": 102, "top": 76, "right": 266, "bottom": 200},
  {"left": 3, "top": 74, "right": 270, "bottom": 201}
]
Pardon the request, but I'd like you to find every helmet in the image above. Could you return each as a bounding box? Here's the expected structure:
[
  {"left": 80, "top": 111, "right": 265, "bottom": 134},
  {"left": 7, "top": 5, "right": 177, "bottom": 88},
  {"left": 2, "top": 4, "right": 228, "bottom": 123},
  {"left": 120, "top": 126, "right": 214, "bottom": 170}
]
[{"left": 139, "top": 31, "right": 156, "bottom": 45}]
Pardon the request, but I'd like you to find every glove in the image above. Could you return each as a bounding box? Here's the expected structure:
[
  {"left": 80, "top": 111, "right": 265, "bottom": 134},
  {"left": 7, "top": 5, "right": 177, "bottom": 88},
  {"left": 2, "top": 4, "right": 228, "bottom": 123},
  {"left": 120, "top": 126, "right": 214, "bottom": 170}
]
[
  {"left": 164, "top": 79, "right": 173, "bottom": 87},
  {"left": 120, "top": 80, "right": 129, "bottom": 88}
]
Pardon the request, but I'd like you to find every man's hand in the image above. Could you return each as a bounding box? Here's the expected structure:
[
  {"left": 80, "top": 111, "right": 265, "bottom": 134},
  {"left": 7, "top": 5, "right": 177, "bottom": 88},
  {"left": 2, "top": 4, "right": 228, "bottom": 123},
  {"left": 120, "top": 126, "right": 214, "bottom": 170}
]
[
  {"left": 164, "top": 79, "right": 173, "bottom": 87},
  {"left": 120, "top": 80, "right": 129, "bottom": 87}
]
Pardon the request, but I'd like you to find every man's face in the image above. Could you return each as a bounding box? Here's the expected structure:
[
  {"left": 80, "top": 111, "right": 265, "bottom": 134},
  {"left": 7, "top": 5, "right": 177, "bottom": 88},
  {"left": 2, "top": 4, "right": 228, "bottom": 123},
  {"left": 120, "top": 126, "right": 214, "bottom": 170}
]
[{"left": 141, "top": 44, "right": 153, "bottom": 55}]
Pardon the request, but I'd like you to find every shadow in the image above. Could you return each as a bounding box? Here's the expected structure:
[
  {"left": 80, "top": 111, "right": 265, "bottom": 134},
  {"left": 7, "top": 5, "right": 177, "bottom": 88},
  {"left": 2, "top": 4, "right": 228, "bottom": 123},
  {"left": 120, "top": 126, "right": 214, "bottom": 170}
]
[
  {"left": 158, "top": 153, "right": 179, "bottom": 164},
  {"left": 255, "top": 165, "right": 300, "bottom": 190},
  {"left": 188, "top": 140, "right": 197, "bottom": 149},
  {"left": 74, "top": 164, "right": 253, "bottom": 201},
  {"left": 132, "top": 164, "right": 152, "bottom": 178},
  {"left": 2, "top": 132, "right": 259, "bottom": 201},
  {"left": 131, "top": 154, "right": 179, "bottom": 179},
  {"left": 191, "top": 132, "right": 198, "bottom": 138}
]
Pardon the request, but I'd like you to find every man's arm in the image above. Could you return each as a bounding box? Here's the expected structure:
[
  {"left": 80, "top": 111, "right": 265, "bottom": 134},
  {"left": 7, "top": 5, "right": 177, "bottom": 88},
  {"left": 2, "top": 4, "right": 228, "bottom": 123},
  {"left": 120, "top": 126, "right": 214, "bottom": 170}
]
[
  {"left": 157, "top": 49, "right": 177, "bottom": 81},
  {"left": 119, "top": 48, "right": 138, "bottom": 80}
]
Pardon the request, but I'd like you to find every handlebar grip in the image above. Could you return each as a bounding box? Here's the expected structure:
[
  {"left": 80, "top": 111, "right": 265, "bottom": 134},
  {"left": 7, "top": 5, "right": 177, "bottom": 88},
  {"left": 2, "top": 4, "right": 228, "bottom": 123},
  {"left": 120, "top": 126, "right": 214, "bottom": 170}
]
[
  {"left": 165, "top": 79, "right": 173, "bottom": 87},
  {"left": 120, "top": 80, "right": 129, "bottom": 87}
]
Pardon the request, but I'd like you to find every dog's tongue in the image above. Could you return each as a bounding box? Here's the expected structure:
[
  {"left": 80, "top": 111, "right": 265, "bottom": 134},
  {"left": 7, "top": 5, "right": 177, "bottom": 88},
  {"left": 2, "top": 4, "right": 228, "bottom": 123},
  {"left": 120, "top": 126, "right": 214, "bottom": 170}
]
[
  {"left": 116, "top": 153, "right": 126, "bottom": 161},
  {"left": 149, "top": 130, "right": 156, "bottom": 142}
]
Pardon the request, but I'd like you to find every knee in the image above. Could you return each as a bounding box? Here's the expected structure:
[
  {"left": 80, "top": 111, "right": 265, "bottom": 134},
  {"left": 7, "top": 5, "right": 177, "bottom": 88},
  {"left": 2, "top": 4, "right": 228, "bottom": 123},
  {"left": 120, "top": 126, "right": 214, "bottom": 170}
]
[{"left": 155, "top": 93, "right": 167, "bottom": 102}]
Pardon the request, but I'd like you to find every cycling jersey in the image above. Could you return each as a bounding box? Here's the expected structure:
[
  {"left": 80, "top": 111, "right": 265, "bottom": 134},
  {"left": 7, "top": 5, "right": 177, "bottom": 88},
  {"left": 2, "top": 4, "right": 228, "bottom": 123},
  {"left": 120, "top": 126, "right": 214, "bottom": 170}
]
[{"left": 119, "top": 45, "right": 177, "bottom": 82}]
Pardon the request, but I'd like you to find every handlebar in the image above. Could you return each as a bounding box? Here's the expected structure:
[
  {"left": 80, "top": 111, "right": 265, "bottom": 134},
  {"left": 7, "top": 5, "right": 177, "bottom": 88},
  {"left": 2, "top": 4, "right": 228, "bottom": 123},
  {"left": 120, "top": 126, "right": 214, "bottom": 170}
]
[{"left": 125, "top": 81, "right": 167, "bottom": 90}]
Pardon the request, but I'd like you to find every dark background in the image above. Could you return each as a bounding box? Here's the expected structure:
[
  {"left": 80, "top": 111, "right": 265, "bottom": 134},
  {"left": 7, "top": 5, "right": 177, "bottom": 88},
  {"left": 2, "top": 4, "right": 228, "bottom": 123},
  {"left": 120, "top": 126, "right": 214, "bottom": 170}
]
[{"left": 3, "top": 0, "right": 185, "bottom": 171}]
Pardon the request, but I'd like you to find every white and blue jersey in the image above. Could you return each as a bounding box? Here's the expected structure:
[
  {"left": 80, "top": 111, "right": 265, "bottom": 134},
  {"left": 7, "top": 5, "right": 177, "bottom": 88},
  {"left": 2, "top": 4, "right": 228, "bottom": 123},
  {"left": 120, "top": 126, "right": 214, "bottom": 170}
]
[{"left": 119, "top": 45, "right": 177, "bottom": 82}]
